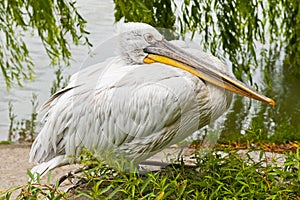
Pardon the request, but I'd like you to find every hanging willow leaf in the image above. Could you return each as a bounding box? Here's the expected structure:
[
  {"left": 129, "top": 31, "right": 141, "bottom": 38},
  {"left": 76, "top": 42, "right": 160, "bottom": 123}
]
[{"left": 0, "top": 0, "right": 91, "bottom": 89}]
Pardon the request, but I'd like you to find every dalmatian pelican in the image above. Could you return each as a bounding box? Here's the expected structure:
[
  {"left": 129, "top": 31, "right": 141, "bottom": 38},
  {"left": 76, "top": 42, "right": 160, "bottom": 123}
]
[{"left": 29, "top": 22, "right": 274, "bottom": 176}]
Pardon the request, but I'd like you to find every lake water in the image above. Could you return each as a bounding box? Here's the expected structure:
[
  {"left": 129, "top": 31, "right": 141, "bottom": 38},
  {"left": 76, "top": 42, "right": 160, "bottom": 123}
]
[{"left": 0, "top": 0, "right": 115, "bottom": 141}]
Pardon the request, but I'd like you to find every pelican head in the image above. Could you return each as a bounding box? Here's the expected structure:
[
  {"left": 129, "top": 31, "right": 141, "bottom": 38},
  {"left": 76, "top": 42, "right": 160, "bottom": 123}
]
[
  {"left": 118, "top": 23, "right": 163, "bottom": 64},
  {"left": 118, "top": 22, "right": 275, "bottom": 106}
]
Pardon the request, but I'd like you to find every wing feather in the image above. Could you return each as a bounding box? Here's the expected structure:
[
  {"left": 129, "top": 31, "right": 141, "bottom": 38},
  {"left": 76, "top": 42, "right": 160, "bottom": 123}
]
[{"left": 30, "top": 59, "right": 210, "bottom": 174}]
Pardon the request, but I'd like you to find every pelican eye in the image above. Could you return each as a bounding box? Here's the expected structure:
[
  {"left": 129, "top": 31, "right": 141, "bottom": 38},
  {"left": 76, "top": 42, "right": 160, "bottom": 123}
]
[{"left": 144, "top": 33, "right": 156, "bottom": 44}]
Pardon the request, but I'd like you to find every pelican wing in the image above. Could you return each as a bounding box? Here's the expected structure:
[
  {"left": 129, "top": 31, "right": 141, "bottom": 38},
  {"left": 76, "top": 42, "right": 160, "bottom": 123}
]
[{"left": 30, "top": 60, "right": 209, "bottom": 170}]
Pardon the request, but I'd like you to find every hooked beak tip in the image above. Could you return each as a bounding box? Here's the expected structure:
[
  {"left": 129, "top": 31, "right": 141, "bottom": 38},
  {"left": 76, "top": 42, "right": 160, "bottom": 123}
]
[{"left": 269, "top": 99, "right": 275, "bottom": 106}]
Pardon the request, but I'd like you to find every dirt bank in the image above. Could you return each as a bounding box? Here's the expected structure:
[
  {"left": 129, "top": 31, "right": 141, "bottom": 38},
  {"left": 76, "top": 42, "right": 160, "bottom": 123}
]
[{"left": 0, "top": 144, "right": 79, "bottom": 198}]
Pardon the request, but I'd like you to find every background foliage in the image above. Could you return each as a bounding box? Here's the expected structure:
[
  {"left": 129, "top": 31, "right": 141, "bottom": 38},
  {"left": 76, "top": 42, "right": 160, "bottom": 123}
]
[{"left": 0, "top": 0, "right": 90, "bottom": 88}]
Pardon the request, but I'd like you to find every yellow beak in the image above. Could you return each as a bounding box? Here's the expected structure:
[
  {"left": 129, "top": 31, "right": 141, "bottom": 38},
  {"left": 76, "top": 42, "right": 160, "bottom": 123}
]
[{"left": 143, "top": 40, "right": 275, "bottom": 106}]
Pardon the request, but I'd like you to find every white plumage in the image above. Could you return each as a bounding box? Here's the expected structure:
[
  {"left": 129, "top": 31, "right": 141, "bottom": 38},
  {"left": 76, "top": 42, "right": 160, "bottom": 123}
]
[{"left": 29, "top": 22, "right": 274, "bottom": 176}]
